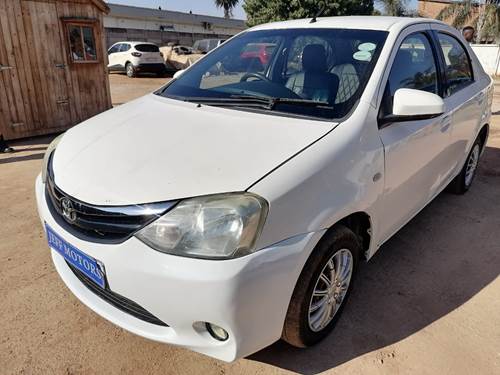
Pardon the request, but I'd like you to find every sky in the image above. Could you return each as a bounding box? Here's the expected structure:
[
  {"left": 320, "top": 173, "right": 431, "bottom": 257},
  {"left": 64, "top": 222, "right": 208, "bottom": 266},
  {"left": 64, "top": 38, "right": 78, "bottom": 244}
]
[
  {"left": 105, "top": 0, "right": 418, "bottom": 20},
  {"left": 106, "top": 0, "right": 247, "bottom": 19}
]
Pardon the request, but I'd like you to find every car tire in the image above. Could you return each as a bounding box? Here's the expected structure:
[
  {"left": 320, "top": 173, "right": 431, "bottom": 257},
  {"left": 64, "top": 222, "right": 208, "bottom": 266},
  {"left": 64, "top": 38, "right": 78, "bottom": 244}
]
[
  {"left": 282, "top": 225, "right": 361, "bottom": 348},
  {"left": 448, "top": 137, "right": 482, "bottom": 195},
  {"left": 126, "top": 63, "right": 136, "bottom": 78}
]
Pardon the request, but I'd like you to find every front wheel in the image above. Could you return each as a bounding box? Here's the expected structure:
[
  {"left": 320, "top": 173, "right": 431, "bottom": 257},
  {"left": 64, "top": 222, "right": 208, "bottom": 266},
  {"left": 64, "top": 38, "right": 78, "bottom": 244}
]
[{"left": 282, "top": 225, "right": 360, "bottom": 347}]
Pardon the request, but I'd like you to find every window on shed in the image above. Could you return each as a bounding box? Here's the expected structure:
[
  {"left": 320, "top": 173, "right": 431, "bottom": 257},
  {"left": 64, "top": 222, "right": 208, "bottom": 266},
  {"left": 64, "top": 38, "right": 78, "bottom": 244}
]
[{"left": 65, "top": 21, "right": 98, "bottom": 63}]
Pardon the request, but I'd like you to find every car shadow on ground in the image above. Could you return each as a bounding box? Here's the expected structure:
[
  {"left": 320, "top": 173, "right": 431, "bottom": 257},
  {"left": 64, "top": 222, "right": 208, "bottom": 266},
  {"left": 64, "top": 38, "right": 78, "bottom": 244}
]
[
  {"left": 249, "top": 145, "right": 500, "bottom": 374},
  {"left": 0, "top": 153, "right": 44, "bottom": 165}
]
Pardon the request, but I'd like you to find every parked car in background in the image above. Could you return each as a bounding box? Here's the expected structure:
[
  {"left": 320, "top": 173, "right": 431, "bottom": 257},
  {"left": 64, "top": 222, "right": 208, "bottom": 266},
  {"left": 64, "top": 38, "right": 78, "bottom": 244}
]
[
  {"left": 193, "top": 38, "right": 225, "bottom": 54},
  {"left": 37, "top": 17, "right": 492, "bottom": 362},
  {"left": 107, "top": 41, "right": 166, "bottom": 78},
  {"left": 172, "top": 45, "right": 194, "bottom": 55},
  {"left": 240, "top": 42, "right": 277, "bottom": 70}
]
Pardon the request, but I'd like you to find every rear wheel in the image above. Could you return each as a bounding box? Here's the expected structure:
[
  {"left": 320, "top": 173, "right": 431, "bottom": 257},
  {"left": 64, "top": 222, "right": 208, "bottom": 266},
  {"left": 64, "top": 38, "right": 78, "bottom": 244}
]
[
  {"left": 126, "top": 63, "right": 136, "bottom": 78},
  {"left": 282, "top": 225, "right": 360, "bottom": 347},
  {"left": 448, "top": 137, "right": 482, "bottom": 194}
]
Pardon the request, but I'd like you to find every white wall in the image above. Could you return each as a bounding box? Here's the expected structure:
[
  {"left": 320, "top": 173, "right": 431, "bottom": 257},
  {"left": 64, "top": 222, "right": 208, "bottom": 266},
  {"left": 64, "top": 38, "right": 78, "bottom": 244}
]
[{"left": 470, "top": 44, "right": 500, "bottom": 75}]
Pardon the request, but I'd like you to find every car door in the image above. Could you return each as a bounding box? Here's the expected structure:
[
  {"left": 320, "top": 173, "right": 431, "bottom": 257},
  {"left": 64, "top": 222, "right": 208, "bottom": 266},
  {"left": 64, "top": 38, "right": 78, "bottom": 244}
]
[
  {"left": 117, "top": 43, "right": 131, "bottom": 69},
  {"left": 107, "top": 44, "right": 121, "bottom": 70},
  {"left": 376, "top": 26, "right": 455, "bottom": 244},
  {"left": 431, "top": 26, "right": 486, "bottom": 175}
]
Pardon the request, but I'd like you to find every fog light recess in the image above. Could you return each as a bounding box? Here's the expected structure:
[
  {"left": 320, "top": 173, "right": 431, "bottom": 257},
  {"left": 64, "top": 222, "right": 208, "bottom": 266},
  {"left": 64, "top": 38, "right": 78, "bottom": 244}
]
[{"left": 206, "top": 322, "right": 229, "bottom": 341}]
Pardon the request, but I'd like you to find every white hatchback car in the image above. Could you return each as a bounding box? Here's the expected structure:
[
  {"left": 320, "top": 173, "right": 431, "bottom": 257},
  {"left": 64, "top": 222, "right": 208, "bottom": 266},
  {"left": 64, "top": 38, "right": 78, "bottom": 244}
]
[
  {"left": 107, "top": 41, "right": 166, "bottom": 77},
  {"left": 36, "top": 17, "right": 492, "bottom": 362}
]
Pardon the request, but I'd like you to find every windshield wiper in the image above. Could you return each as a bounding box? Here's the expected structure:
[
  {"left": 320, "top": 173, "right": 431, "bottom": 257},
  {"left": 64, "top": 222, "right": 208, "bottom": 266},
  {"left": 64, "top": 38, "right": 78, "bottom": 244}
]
[{"left": 185, "top": 94, "right": 333, "bottom": 110}]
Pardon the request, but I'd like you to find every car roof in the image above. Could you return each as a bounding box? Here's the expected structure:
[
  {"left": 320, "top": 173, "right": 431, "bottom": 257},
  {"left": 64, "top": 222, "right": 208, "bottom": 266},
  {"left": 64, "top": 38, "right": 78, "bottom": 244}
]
[
  {"left": 113, "top": 41, "right": 159, "bottom": 46},
  {"left": 249, "top": 16, "right": 446, "bottom": 33}
]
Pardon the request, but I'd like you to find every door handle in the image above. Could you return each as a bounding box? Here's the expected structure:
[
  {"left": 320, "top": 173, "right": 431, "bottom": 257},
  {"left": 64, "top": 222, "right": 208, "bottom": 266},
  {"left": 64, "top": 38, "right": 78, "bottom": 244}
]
[
  {"left": 0, "top": 64, "right": 13, "bottom": 72},
  {"left": 477, "top": 92, "right": 485, "bottom": 105},
  {"left": 440, "top": 115, "right": 452, "bottom": 133},
  {"left": 55, "top": 63, "right": 66, "bottom": 69}
]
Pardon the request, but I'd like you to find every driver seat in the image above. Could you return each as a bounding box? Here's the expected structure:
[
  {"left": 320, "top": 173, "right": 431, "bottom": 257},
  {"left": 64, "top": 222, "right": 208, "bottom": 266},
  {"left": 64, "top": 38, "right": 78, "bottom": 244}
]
[{"left": 286, "top": 44, "right": 339, "bottom": 104}]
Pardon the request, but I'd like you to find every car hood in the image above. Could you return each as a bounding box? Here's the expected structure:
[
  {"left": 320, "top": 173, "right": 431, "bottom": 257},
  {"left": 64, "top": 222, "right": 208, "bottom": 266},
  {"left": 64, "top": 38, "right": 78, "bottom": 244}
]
[{"left": 52, "top": 94, "right": 334, "bottom": 205}]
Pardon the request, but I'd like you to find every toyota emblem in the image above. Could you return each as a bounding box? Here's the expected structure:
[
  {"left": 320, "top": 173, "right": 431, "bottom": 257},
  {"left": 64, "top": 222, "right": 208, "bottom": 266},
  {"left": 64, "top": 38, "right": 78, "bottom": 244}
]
[{"left": 61, "top": 197, "right": 77, "bottom": 223}]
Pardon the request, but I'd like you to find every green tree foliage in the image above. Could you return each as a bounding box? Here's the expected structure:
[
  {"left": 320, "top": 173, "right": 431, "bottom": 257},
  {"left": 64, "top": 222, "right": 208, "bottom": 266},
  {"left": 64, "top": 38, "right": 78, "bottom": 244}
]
[
  {"left": 437, "top": 0, "right": 500, "bottom": 43},
  {"left": 376, "top": 0, "right": 408, "bottom": 16},
  {"left": 243, "top": 0, "right": 374, "bottom": 27},
  {"left": 215, "top": 0, "right": 240, "bottom": 19}
]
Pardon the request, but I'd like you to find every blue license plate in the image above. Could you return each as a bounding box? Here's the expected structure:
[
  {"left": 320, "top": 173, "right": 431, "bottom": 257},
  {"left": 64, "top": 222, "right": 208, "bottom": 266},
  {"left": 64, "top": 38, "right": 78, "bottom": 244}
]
[{"left": 45, "top": 224, "right": 106, "bottom": 288}]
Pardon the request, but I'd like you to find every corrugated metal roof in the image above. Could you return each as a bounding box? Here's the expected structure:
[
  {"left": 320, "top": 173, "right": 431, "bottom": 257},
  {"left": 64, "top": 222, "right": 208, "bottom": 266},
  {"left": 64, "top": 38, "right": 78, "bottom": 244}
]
[{"left": 106, "top": 3, "right": 246, "bottom": 29}]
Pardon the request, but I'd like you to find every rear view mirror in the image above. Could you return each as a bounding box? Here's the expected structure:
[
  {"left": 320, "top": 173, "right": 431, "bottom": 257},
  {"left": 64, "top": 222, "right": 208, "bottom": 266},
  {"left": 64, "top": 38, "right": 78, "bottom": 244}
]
[{"left": 389, "top": 88, "right": 445, "bottom": 122}]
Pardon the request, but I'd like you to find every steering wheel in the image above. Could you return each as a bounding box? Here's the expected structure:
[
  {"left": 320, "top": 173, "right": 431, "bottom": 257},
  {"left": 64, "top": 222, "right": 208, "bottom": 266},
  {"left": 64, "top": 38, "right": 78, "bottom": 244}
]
[{"left": 240, "top": 72, "right": 272, "bottom": 83}]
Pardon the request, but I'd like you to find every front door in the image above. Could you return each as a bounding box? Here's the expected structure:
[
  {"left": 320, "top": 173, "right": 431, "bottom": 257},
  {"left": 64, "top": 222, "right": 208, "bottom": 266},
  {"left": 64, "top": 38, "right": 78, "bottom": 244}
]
[
  {"left": 0, "top": 1, "right": 71, "bottom": 139},
  {"left": 376, "top": 29, "right": 454, "bottom": 243}
]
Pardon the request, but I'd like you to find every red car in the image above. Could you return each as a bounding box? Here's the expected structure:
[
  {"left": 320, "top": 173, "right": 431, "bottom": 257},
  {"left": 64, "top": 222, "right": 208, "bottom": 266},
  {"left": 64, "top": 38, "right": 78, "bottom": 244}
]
[{"left": 240, "top": 43, "right": 276, "bottom": 67}]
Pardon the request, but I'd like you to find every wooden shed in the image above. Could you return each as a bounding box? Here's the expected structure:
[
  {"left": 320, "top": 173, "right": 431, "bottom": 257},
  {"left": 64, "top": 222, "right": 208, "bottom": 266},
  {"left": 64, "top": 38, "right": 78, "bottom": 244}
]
[{"left": 0, "top": 0, "right": 112, "bottom": 140}]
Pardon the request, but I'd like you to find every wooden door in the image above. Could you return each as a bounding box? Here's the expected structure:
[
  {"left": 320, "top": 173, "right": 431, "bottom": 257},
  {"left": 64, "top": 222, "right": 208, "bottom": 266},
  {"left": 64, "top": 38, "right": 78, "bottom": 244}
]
[
  {"left": 0, "top": 0, "right": 71, "bottom": 139},
  {"left": 22, "top": 0, "right": 72, "bottom": 132},
  {"left": 0, "top": 0, "right": 34, "bottom": 139}
]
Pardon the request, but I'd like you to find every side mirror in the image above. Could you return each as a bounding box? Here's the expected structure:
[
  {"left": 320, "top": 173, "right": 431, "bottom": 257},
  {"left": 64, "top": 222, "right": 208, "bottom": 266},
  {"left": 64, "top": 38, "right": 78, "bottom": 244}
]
[
  {"left": 379, "top": 89, "right": 445, "bottom": 126},
  {"left": 173, "top": 69, "right": 186, "bottom": 79},
  {"left": 380, "top": 88, "right": 445, "bottom": 125},
  {"left": 393, "top": 88, "right": 444, "bottom": 116}
]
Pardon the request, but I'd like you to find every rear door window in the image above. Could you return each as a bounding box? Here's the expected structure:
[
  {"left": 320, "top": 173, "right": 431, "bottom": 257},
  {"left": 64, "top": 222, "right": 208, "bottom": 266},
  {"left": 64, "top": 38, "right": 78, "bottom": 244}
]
[
  {"left": 436, "top": 33, "right": 473, "bottom": 96},
  {"left": 119, "top": 44, "right": 131, "bottom": 52}
]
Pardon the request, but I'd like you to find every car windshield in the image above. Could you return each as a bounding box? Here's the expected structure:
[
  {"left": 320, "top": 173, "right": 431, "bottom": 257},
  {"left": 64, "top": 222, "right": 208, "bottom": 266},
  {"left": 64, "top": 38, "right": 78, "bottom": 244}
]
[{"left": 158, "top": 28, "right": 387, "bottom": 120}]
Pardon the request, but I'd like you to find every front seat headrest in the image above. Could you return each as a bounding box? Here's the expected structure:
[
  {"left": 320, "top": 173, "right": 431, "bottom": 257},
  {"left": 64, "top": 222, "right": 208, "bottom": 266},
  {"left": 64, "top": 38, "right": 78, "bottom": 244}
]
[{"left": 302, "top": 44, "right": 328, "bottom": 72}]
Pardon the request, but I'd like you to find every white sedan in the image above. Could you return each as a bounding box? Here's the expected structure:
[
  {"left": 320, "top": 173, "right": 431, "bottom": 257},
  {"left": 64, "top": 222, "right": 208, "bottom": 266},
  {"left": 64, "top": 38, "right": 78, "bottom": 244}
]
[{"left": 36, "top": 16, "right": 492, "bottom": 361}]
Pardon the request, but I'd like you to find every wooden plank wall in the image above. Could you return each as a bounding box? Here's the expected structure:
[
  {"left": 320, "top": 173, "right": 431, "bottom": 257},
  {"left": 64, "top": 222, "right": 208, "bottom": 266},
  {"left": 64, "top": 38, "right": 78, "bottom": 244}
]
[{"left": 0, "top": 0, "right": 111, "bottom": 140}]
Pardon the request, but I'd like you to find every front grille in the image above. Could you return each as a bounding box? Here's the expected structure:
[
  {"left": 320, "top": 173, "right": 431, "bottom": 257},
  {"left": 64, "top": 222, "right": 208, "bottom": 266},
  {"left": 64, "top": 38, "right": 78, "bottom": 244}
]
[
  {"left": 67, "top": 262, "right": 168, "bottom": 327},
  {"left": 45, "top": 153, "right": 176, "bottom": 243}
]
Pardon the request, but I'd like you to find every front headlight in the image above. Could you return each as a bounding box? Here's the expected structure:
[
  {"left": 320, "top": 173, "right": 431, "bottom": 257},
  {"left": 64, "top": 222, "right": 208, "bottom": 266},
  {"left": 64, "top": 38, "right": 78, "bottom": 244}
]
[
  {"left": 41, "top": 134, "right": 64, "bottom": 183},
  {"left": 135, "top": 193, "right": 268, "bottom": 259}
]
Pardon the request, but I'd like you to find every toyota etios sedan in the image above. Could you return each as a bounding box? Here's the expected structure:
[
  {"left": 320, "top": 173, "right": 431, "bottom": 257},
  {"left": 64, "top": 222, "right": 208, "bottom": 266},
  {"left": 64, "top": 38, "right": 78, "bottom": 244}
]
[{"left": 36, "top": 17, "right": 492, "bottom": 361}]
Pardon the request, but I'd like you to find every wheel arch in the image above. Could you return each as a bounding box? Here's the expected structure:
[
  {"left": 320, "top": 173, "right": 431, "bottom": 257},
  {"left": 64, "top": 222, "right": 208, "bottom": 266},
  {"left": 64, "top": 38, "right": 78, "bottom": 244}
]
[
  {"left": 478, "top": 123, "right": 489, "bottom": 152},
  {"left": 319, "top": 211, "right": 373, "bottom": 260}
]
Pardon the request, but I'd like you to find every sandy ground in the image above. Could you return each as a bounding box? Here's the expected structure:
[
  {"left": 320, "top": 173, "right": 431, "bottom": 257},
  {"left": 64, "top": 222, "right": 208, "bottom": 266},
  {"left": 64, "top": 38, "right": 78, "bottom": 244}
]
[
  {"left": 108, "top": 73, "right": 172, "bottom": 106},
  {"left": 0, "top": 77, "right": 499, "bottom": 375}
]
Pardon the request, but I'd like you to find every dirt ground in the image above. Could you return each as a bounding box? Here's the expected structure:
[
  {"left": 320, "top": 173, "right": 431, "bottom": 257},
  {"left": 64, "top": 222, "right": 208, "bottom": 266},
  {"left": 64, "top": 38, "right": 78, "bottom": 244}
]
[
  {"left": 108, "top": 73, "right": 172, "bottom": 106},
  {"left": 0, "top": 77, "right": 499, "bottom": 375}
]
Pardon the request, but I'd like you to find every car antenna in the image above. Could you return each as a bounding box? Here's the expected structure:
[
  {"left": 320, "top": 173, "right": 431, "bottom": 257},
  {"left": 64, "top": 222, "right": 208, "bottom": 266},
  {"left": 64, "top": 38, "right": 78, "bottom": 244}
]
[{"left": 310, "top": 3, "right": 326, "bottom": 23}]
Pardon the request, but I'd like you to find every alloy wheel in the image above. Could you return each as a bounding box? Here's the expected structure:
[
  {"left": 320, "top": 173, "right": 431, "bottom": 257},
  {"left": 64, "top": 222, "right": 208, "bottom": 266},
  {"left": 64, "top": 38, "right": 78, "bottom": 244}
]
[
  {"left": 465, "top": 144, "right": 480, "bottom": 187},
  {"left": 308, "top": 248, "right": 353, "bottom": 332}
]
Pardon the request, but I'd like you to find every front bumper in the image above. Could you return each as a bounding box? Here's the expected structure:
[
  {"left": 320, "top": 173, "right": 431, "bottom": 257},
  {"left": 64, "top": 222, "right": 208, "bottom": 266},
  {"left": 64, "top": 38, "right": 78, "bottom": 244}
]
[{"left": 35, "top": 175, "right": 324, "bottom": 361}]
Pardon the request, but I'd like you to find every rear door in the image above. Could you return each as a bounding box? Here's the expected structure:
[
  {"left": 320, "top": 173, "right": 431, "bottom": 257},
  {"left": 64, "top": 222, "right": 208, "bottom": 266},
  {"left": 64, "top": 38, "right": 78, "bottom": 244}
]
[
  {"left": 117, "top": 43, "right": 131, "bottom": 68},
  {"left": 376, "top": 25, "right": 455, "bottom": 243},
  {"left": 431, "top": 25, "right": 487, "bottom": 174},
  {"left": 107, "top": 43, "right": 122, "bottom": 70}
]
